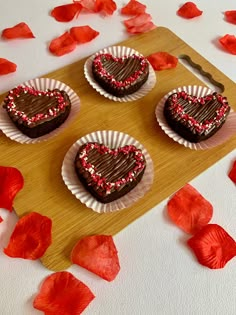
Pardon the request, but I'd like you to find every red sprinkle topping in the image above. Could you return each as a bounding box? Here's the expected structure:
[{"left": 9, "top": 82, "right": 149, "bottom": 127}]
[
  {"left": 79, "top": 143, "right": 145, "bottom": 194},
  {"left": 93, "top": 53, "right": 149, "bottom": 88},
  {"left": 4, "top": 85, "right": 69, "bottom": 125}
]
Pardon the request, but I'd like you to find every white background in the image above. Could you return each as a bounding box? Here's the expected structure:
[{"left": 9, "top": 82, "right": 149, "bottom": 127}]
[
  {"left": 1, "top": 0, "right": 236, "bottom": 95},
  {"left": 0, "top": 1, "right": 236, "bottom": 314}
]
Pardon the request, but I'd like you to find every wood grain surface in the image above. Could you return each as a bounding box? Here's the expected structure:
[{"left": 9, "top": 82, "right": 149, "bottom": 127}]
[{"left": 0, "top": 27, "right": 235, "bottom": 271}]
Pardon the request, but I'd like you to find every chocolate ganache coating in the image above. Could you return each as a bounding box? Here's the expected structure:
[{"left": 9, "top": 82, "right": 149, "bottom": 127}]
[
  {"left": 74, "top": 142, "right": 146, "bottom": 203},
  {"left": 163, "top": 91, "right": 231, "bottom": 143},
  {"left": 92, "top": 53, "right": 149, "bottom": 97},
  {"left": 3, "top": 86, "right": 71, "bottom": 138}
]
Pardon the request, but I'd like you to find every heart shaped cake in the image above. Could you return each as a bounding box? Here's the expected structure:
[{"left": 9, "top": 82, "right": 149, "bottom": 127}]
[
  {"left": 74, "top": 142, "right": 146, "bottom": 203},
  {"left": 3, "top": 85, "right": 71, "bottom": 138},
  {"left": 163, "top": 91, "right": 231, "bottom": 143},
  {"left": 92, "top": 53, "right": 149, "bottom": 97}
]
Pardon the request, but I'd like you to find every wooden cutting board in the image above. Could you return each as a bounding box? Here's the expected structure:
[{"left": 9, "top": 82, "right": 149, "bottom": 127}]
[{"left": 0, "top": 27, "right": 235, "bottom": 271}]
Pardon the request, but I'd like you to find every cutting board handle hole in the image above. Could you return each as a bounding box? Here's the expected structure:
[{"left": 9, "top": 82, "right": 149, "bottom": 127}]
[{"left": 178, "top": 54, "right": 224, "bottom": 93}]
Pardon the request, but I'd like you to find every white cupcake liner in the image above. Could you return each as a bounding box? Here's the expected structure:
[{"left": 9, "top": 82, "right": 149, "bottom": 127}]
[
  {"left": 84, "top": 45, "right": 156, "bottom": 102},
  {"left": 0, "top": 78, "right": 80, "bottom": 144},
  {"left": 61, "top": 130, "right": 154, "bottom": 213},
  {"left": 155, "top": 85, "right": 236, "bottom": 150}
]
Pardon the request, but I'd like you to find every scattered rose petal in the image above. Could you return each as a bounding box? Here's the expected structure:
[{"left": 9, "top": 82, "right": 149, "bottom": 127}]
[
  {"left": 51, "top": 3, "right": 82, "bottom": 22},
  {"left": 219, "top": 34, "right": 236, "bottom": 55},
  {"left": 123, "top": 10, "right": 156, "bottom": 34},
  {"left": 121, "top": 0, "right": 146, "bottom": 15},
  {"left": 70, "top": 25, "right": 99, "bottom": 44},
  {"left": 33, "top": 271, "right": 95, "bottom": 315},
  {"left": 126, "top": 21, "right": 156, "bottom": 34},
  {"left": 225, "top": 11, "right": 236, "bottom": 25},
  {"left": 188, "top": 224, "right": 236, "bottom": 269},
  {"left": 228, "top": 160, "right": 236, "bottom": 184},
  {"left": 0, "top": 217, "right": 3, "bottom": 223},
  {"left": 49, "top": 32, "right": 77, "bottom": 56},
  {"left": 167, "top": 183, "right": 213, "bottom": 234},
  {"left": 4, "top": 212, "right": 52, "bottom": 260},
  {"left": 0, "top": 58, "right": 17, "bottom": 75},
  {"left": 0, "top": 166, "right": 24, "bottom": 211},
  {"left": 124, "top": 13, "right": 152, "bottom": 28},
  {"left": 147, "top": 51, "right": 178, "bottom": 70},
  {"left": 95, "top": 0, "right": 117, "bottom": 15},
  {"left": 71, "top": 235, "right": 120, "bottom": 282},
  {"left": 1, "top": 22, "right": 35, "bottom": 39},
  {"left": 78, "top": 0, "right": 98, "bottom": 12},
  {"left": 177, "top": 2, "right": 203, "bottom": 19}
]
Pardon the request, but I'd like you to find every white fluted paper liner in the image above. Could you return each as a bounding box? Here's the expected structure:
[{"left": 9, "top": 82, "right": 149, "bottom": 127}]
[
  {"left": 155, "top": 85, "right": 236, "bottom": 150},
  {"left": 62, "top": 130, "right": 154, "bottom": 213},
  {"left": 0, "top": 78, "right": 80, "bottom": 144},
  {"left": 84, "top": 45, "right": 156, "bottom": 102}
]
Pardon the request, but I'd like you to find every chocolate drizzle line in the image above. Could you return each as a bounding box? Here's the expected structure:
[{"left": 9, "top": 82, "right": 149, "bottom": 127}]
[
  {"left": 93, "top": 53, "right": 149, "bottom": 87},
  {"left": 86, "top": 148, "right": 137, "bottom": 182}
]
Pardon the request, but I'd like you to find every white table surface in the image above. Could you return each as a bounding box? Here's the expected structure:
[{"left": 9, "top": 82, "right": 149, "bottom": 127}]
[{"left": 0, "top": 1, "right": 236, "bottom": 314}]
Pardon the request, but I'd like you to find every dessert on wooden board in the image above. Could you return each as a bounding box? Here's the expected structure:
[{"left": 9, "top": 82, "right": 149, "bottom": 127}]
[
  {"left": 62, "top": 130, "right": 154, "bottom": 213},
  {"left": 92, "top": 52, "right": 149, "bottom": 97},
  {"left": 3, "top": 85, "right": 71, "bottom": 138},
  {"left": 74, "top": 142, "right": 146, "bottom": 203},
  {"left": 163, "top": 90, "right": 231, "bottom": 143}
]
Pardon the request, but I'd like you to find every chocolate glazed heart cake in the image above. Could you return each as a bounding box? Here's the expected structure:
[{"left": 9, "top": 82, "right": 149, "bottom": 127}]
[
  {"left": 3, "top": 85, "right": 71, "bottom": 138},
  {"left": 164, "top": 91, "right": 231, "bottom": 143},
  {"left": 92, "top": 53, "right": 149, "bottom": 97},
  {"left": 74, "top": 142, "right": 146, "bottom": 203}
]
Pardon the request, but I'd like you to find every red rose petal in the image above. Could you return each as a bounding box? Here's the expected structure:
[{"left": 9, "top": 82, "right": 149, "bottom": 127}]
[
  {"left": 228, "top": 160, "right": 236, "bottom": 184},
  {"left": 78, "top": 0, "right": 98, "bottom": 12},
  {"left": 70, "top": 25, "right": 99, "bottom": 44},
  {"left": 0, "top": 58, "right": 17, "bottom": 75},
  {"left": 225, "top": 10, "right": 236, "bottom": 25},
  {"left": 0, "top": 216, "right": 3, "bottom": 223},
  {"left": 219, "top": 34, "right": 236, "bottom": 55},
  {"left": 188, "top": 224, "right": 236, "bottom": 269},
  {"left": 4, "top": 212, "right": 52, "bottom": 260},
  {"left": 33, "top": 271, "right": 95, "bottom": 315},
  {"left": 95, "top": 0, "right": 117, "bottom": 15},
  {"left": 177, "top": 2, "right": 203, "bottom": 19},
  {"left": 71, "top": 235, "right": 120, "bottom": 282},
  {"left": 51, "top": 3, "right": 82, "bottom": 22},
  {"left": 167, "top": 183, "right": 213, "bottom": 234},
  {"left": 0, "top": 166, "right": 24, "bottom": 211},
  {"left": 121, "top": 0, "right": 146, "bottom": 16},
  {"left": 126, "top": 21, "right": 156, "bottom": 34},
  {"left": 124, "top": 13, "right": 152, "bottom": 28},
  {"left": 1, "top": 22, "right": 35, "bottom": 39},
  {"left": 49, "top": 32, "right": 77, "bottom": 56},
  {"left": 147, "top": 52, "right": 178, "bottom": 70}
]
